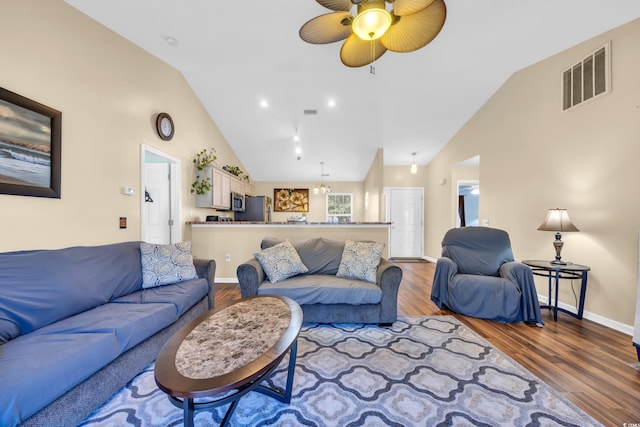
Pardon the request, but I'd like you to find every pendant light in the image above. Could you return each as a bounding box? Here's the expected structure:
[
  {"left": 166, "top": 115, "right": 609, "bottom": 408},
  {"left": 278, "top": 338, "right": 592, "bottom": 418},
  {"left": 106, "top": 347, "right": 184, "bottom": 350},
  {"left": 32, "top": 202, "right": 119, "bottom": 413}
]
[
  {"left": 314, "top": 162, "right": 332, "bottom": 194},
  {"left": 410, "top": 152, "right": 417, "bottom": 174}
]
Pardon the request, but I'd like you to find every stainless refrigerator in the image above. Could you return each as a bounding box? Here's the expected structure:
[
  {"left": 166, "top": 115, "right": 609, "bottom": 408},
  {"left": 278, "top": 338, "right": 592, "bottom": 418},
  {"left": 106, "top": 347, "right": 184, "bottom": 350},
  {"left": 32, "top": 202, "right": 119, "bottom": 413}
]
[{"left": 234, "top": 196, "right": 272, "bottom": 222}]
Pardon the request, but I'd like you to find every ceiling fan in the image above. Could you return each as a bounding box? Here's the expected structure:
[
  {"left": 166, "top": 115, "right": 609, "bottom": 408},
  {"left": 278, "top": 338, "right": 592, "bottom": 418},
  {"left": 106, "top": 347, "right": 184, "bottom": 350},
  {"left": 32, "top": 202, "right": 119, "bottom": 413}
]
[{"left": 299, "top": 0, "right": 446, "bottom": 67}]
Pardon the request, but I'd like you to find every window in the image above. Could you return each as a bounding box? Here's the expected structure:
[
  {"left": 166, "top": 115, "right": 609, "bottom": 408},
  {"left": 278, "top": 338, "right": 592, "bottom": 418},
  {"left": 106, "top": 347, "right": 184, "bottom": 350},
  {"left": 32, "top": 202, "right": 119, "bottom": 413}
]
[
  {"left": 327, "top": 193, "right": 353, "bottom": 223},
  {"left": 562, "top": 43, "right": 610, "bottom": 111}
]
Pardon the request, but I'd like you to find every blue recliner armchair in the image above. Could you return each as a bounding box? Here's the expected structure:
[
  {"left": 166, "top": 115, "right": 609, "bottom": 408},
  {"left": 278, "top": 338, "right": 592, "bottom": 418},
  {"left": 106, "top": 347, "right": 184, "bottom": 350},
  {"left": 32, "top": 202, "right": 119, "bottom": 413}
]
[{"left": 431, "top": 227, "right": 543, "bottom": 325}]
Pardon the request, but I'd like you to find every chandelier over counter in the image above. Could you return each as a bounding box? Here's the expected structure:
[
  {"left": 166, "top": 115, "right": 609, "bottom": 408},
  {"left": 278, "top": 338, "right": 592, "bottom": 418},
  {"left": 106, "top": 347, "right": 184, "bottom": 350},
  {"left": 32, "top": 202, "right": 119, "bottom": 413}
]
[
  {"left": 314, "top": 162, "right": 332, "bottom": 194},
  {"left": 299, "top": 0, "right": 447, "bottom": 68}
]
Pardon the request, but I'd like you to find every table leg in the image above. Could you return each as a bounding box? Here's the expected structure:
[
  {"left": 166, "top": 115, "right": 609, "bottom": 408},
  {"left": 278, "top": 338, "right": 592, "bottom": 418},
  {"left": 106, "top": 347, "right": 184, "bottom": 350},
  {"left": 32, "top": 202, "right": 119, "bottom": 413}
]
[
  {"left": 577, "top": 271, "right": 588, "bottom": 319},
  {"left": 553, "top": 270, "right": 560, "bottom": 321},
  {"left": 255, "top": 340, "right": 298, "bottom": 403},
  {"left": 183, "top": 397, "right": 194, "bottom": 427},
  {"left": 282, "top": 340, "right": 298, "bottom": 403}
]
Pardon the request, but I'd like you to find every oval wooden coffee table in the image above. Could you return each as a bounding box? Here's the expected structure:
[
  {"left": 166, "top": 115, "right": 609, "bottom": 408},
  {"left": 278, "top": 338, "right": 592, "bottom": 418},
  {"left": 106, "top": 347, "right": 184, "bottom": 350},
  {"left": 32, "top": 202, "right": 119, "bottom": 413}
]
[{"left": 154, "top": 295, "right": 303, "bottom": 427}]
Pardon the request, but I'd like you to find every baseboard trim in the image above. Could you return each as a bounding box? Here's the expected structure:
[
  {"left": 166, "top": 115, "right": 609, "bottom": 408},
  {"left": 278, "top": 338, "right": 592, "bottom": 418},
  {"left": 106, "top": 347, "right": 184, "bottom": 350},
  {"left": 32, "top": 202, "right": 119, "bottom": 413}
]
[{"left": 538, "top": 294, "right": 633, "bottom": 336}]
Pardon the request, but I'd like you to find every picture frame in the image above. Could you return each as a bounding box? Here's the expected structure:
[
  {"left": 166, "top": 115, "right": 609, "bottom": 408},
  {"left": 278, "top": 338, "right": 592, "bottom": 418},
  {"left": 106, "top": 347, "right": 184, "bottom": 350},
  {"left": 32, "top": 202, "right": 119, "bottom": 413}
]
[
  {"left": 274, "top": 188, "right": 309, "bottom": 212},
  {"left": 0, "top": 87, "right": 61, "bottom": 198}
]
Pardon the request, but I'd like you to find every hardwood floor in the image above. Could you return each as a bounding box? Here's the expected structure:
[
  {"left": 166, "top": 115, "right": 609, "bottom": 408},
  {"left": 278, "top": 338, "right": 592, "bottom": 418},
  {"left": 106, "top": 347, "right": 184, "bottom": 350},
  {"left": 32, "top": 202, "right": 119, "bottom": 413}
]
[{"left": 215, "top": 261, "right": 640, "bottom": 426}]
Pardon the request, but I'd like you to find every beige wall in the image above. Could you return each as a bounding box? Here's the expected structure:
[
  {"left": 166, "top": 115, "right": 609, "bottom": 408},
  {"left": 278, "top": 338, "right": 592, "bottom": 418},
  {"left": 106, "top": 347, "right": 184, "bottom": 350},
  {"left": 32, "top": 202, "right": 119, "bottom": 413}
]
[
  {"left": 423, "top": 19, "right": 640, "bottom": 328},
  {"left": 384, "top": 164, "right": 427, "bottom": 187},
  {"left": 251, "top": 181, "right": 365, "bottom": 223},
  {"left": 363, "top": 149, "right": 384, "bottom": 222},
  {"left": 0, "top": 1, "right": 243, "bottom": 251}
]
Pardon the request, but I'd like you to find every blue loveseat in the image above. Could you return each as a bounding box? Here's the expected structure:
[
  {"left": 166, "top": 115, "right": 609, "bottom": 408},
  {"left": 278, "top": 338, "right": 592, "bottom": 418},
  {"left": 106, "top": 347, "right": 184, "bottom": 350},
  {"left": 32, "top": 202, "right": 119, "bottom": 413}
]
[
  {"left": 0, "top": 241, "right": 216, "bottom": 427},
  {"left": 237, "top": 237, "right": 402, "bottom": 324}
]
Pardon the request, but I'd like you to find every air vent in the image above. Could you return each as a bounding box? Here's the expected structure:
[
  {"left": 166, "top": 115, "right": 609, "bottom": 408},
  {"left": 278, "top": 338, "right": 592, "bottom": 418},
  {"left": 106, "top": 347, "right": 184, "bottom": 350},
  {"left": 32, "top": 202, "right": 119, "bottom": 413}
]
[
  {"left": 562, "top": 42, "right": 610, "bottom": 111},
  {"left": 303, "top": 109, "right": 318, "bottom": 115}
]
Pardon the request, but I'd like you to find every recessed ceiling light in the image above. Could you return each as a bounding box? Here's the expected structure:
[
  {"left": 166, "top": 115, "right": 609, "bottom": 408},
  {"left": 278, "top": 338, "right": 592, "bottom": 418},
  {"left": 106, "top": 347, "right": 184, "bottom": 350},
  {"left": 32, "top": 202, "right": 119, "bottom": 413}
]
[
  {"left": 258, "top": 99, "right": 269, "bottom": 108},
  {"left": 327, "top": 99, "right": 336, "bottom": 108},
  {"left": 295, "top": 146, "right": 302, "bottom": 155},
  {"left": 163, "top": 35, "right": 178, "bottom": 46}
]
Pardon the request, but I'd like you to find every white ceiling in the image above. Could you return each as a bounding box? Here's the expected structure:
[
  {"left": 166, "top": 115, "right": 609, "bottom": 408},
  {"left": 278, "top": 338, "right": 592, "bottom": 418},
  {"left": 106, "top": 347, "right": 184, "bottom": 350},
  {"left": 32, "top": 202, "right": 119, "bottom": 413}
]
[{"left": 65, "top": 0, "right": 640, "bottom": 182}]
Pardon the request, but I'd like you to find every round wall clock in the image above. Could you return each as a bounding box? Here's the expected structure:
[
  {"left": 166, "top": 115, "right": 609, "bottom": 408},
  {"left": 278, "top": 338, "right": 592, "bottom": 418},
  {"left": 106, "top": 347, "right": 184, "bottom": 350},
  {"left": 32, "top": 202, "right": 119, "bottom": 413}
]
[{"left": 156, "top": 112, "right": 174, "bottom": 141}]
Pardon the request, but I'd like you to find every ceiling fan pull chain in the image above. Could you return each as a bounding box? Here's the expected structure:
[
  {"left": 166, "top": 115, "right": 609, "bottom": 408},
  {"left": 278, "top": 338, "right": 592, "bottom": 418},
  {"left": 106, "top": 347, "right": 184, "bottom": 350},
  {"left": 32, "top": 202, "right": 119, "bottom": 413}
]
[{"left": 370, "top": 39, "right": 375, "bottom": 75}]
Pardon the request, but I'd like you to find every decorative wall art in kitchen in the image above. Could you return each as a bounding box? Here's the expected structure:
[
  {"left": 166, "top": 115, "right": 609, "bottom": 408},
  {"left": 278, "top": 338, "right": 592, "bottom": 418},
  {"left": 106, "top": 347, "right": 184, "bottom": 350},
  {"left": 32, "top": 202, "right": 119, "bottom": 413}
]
[{"left": 274, "top": 188, "right": 309, "bottom": 212}]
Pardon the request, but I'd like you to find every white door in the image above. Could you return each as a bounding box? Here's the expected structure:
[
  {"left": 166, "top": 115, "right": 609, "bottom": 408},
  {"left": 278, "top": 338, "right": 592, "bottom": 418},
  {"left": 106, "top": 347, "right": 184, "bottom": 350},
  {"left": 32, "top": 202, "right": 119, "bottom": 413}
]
[
  {"left": 144, "top": 162, "right": 171, "bottom": 244},
  {"left": 388, "top": 188, "right": 423, "bottom": 258},
  {"left": 141, "top": 145, "right": 181, "bottom": 244}
]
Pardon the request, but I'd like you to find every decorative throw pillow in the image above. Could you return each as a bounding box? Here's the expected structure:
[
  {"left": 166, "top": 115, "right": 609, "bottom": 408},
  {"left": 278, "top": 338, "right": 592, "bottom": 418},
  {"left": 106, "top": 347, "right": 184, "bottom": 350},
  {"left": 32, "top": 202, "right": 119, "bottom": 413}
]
[
  {"left": 254, "top": 240, "right": 309, "bottom": 283},
  {"left": 336, "top": 239, "right": 385, "bottom": 284},
  {"left": 140, "top": 241, "right": 197, "bottom": 289}
]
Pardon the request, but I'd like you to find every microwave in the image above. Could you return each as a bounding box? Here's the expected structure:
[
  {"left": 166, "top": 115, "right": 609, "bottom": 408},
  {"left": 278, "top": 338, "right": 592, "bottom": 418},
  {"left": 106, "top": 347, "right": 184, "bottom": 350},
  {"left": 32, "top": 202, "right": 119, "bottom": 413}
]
[{"left": 231, "top": 191, "right": 245, "bottom": 212}]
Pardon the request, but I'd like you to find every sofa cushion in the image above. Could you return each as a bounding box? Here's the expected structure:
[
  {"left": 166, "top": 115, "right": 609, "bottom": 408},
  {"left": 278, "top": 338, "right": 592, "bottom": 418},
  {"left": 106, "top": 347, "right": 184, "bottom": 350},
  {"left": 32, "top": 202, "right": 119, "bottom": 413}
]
[
  {"left": 111, "top": 277, "right": 209, "bottom": 317},
  {"left": 336, "top": 239, "right": 385, "bottom": 284},
  {"left": 0, "top": 241, "right": 143, "bottom": 343},
  {"left": 262, "top": 237, "right": 345, "bottom": 276},
  {"left": 0, "top": 301, "right": 178, "bottom": 426},
  {"left": 140, "top": 241, "right": 197, "bottom": 289},
  {"left": 257, "top": 274, "right": 382, "bottom": 305},
  {"left": 254, "top": 240, "right": 309, "bottom": 283}
]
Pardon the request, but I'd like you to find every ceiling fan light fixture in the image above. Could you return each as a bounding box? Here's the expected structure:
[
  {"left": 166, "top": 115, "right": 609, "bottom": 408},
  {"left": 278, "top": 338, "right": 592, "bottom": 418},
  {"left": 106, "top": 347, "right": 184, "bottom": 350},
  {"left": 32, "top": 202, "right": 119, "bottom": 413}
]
[{"left": 352, "top": 3, "right": 392, "bottom": 40}]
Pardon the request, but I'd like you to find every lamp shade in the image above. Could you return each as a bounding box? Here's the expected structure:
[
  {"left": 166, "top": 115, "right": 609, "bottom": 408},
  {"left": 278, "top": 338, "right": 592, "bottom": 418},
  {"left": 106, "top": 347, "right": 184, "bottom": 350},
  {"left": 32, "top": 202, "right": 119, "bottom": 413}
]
[
  {"left": 352, "top": 1, "right": 392, "bottom": 41},
  {"left": 537, "top": 209, "right": 579, "bottom": 232}
]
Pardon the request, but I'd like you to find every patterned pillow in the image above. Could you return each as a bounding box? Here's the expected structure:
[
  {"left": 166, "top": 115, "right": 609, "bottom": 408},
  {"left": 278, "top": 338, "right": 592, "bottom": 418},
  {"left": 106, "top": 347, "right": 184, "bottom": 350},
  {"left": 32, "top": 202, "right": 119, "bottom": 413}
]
[
  {"left": 140, "top": 241, "right": 197, "bottom": 289},
  {"left": 254, "top": 240, "right": 309, "bottom": 283},
  {"left": 336, "top": 239, "right": 385, "bottom": 284}
]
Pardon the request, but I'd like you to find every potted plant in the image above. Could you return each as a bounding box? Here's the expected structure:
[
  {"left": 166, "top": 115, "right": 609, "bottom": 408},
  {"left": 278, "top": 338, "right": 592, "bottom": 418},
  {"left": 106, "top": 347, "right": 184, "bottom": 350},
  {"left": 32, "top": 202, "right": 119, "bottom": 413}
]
[
  {"left": 222, "top": 165, "right": 250, "bottom": 183},
  {"left": 191, "top": 148, "right": 217, "bottom": 195}
]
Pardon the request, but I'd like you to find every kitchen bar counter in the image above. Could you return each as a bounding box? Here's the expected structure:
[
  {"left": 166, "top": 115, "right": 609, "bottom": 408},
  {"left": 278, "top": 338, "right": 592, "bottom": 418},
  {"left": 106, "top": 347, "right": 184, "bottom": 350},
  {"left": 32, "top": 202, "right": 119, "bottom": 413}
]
[
  {"left": 187, "top": 221, "right": 391, "bottom": 225},
  {"left": 187, "top": 222, "right": 391, "bottom": 280}
]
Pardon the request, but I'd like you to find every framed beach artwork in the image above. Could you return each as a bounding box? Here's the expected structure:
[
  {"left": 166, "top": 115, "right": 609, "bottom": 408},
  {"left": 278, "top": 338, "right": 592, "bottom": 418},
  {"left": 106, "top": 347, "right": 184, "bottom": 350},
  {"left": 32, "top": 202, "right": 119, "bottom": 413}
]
[
  {"left": 274, "top": 188, "right": 309, "bottom": 212},
  {"left": 0, "top": 87, "right": 61, "bottom": 198}
]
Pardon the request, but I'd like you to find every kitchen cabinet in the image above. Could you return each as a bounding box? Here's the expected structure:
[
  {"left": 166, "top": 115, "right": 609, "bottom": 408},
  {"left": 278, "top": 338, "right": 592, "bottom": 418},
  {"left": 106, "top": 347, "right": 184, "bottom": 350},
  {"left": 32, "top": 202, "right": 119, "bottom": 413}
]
[
  {"left": 213, "top": 168, "right": 231, "bottom": 209},
  {"left": 230, "top": 178, "right": 243, "bottom": 195},
  {"left": 195, "top": 166, "right": 231, "bottom": 210},
  {"left": 243, "top": 182, "right": 255, "bottom": 196}
]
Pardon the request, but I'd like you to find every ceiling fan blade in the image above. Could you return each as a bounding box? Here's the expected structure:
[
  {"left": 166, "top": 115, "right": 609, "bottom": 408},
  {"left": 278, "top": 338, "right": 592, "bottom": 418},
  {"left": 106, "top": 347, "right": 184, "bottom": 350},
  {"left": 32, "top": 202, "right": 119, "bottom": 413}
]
[
  {"left": 340, "top": 34, "right": 387, "bottom": 67},
  {"left": 381, "top": 0, "right": 446, "bottom": 52},
  {"left": 300, "top": 12, "right": 353, "bottom": 44},
  {"left": 392, "top": 0, "right": 435, "bottom": 16},
  {"left": 316, "top": 0, "right": 353, "bottom": 12}
]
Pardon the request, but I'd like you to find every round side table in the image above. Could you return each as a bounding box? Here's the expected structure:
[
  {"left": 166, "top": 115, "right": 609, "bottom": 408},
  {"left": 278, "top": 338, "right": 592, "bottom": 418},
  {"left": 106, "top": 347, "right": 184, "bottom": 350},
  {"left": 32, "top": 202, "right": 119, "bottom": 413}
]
[{"left": 522, "top": 260, "right": 590, "bottom": 321}]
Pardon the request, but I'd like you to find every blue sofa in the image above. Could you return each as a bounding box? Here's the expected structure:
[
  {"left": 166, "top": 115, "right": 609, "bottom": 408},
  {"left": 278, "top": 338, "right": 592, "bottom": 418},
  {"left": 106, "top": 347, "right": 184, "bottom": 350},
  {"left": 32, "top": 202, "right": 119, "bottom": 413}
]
[
  {"left": 0, "top": 241, "right": 216, "bottom": 427},
  {"left": 237, "top": 237, "right": 403, "bottom": 324}
]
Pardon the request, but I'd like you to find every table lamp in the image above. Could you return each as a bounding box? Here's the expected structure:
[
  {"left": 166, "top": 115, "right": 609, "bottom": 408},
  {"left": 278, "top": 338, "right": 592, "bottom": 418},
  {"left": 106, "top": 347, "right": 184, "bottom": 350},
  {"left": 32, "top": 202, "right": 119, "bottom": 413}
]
[{"left": 537, "top": 208, "right": 579, "bottom": 265}]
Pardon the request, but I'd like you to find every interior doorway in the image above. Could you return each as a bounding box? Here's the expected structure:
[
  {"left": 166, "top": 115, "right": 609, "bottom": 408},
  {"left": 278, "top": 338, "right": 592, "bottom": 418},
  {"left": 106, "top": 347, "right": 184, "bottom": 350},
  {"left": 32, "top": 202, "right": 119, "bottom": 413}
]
[
  {"left": 140, "top": 145, "right": 181, "bottom": 244},
  {"left": 384, "top": 187, "right": 424, "bottom": 258},
  {"left": 457, "top": 180, "right": 479, "bottom": 227}
]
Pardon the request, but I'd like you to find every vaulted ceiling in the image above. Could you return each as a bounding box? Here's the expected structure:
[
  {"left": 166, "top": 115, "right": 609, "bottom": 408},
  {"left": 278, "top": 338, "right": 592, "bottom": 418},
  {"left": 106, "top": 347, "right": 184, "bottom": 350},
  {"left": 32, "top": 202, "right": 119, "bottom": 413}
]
[{"left": 65, "top": 0, "right": 640, "bottom": 182}]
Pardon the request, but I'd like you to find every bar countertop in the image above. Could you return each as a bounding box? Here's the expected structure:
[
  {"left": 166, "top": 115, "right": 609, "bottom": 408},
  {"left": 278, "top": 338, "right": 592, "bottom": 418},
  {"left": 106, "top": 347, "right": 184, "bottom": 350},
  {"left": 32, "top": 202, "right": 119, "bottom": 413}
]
[{"left": 187, "top": 221, "right": 391, "bottom": 226}]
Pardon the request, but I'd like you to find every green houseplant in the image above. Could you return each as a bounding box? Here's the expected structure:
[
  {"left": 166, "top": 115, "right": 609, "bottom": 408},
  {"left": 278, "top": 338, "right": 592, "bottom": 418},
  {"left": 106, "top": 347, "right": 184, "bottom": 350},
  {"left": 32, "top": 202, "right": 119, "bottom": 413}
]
[
  {"left": 191, "top": 148, "right": 217, "bottom": 195},
  {"left": 222, "top": 165, "right": 250, "bottom": 182}
]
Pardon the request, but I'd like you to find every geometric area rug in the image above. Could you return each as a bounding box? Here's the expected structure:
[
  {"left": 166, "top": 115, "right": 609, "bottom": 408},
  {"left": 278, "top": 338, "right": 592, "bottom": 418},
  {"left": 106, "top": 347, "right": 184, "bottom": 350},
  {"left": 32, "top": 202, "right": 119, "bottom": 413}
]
[{"left": 80, "top": 316, "right": 602, "bottom": 427}]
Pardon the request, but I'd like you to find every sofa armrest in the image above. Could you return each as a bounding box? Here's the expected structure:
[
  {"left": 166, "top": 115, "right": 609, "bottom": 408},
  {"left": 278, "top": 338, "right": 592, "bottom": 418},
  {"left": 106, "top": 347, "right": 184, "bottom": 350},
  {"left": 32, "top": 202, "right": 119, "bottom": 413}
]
[
  {"left": 194, "top": 258, "right": 216, "bottom": 309},
  {"left": 430, "top": 257, "right": 458, "bottom": 309},
  {"left": 237, "top": 258, "right": 265, "bottom": 297},
  {"left": 376, "top": 258, "right": 403, "bottom": 323}
]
